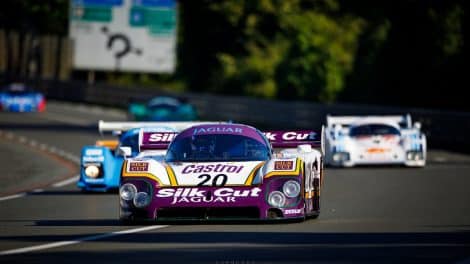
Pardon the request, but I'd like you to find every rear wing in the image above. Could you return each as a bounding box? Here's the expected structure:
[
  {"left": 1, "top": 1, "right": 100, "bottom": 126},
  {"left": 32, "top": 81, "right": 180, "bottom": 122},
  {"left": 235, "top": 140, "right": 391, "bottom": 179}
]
[
  {"left": 326, "top": 114, "right": 412, "bottom": 129},
  {"left": 99, "top": 120, "right": 227, "bottom": 151},
  {"left": 264, "top": 130, "right": 324, "bottom": 152},
  {"left": 98, "top": 120, "right": 225, "bottom": 135}
]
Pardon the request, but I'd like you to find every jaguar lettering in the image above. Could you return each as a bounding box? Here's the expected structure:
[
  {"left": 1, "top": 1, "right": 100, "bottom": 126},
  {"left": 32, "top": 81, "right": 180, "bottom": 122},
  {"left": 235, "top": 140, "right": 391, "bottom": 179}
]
[
  {"left": 193, "top": 127, "right": 243, "bottom": 135},
  {"left": 156, "top": 187, "right": 262, "bottom": 205}
]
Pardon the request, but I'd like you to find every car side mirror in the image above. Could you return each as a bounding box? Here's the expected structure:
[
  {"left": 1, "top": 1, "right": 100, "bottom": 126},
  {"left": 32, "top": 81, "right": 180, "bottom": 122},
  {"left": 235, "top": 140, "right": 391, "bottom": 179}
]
[
  {"left": 413, "top": 122, "right": 422, "bottom": 130},
  {"left": 117, "top": 146, "right": 132, "bottom": 157}
]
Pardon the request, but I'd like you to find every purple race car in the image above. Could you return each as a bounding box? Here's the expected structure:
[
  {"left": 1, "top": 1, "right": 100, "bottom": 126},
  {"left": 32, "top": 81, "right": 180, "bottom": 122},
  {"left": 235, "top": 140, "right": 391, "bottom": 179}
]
[{"left": 119, "top": 123, "right": 324, "bottom": 222}]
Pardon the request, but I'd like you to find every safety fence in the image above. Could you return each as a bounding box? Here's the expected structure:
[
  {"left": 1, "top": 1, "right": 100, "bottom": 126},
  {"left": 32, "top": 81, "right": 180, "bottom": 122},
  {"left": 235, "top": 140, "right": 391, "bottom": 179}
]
[{"left": 32, "top": 79, "right": 470, "bottom": 153}]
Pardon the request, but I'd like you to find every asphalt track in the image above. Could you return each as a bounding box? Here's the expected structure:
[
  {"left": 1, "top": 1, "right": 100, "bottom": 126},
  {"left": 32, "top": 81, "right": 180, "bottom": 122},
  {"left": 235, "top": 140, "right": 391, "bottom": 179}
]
[{"left": 1, "top": 101, "right": 470, "bottom": 263}]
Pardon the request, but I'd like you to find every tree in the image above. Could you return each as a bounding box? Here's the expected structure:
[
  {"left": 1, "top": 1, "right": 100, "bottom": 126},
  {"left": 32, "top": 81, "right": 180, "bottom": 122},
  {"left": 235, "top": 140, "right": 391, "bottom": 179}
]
[{"left": 179, "top": 0, "right": 365, "bottom": 103}]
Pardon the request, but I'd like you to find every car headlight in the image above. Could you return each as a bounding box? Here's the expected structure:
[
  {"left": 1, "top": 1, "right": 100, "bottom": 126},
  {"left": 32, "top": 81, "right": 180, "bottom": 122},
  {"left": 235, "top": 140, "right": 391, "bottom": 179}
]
[
  {"left": 84, "top": 165, "right": 100, "bottom": 178},
  {"left": 283, "top": 180, "right": 301, "bottom": 198},
  {"left": 120, "top": 183, "right": 137, "bottom": 201},
  {"left": 133, "top": 192, "right": 151, "bottom": 208},
  {"left": 407, "top": 151, "right": 423, "bottom": 161},
  {"left": 406, "top": 152, "right": 413, "bottom": 160},
  {"left": 333, "top": 152, "right": 350, "bottom": 162},
  {"left": 416, "top": 153, "right": 424, "bottom": 161},
  {"left": 268, "top": 191, "right": 286, "bottom": 208}
]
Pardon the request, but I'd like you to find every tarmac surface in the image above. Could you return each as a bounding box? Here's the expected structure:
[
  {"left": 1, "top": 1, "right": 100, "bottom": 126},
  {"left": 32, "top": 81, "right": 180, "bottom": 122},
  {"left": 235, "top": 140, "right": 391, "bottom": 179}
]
[{"left": 0, "top": 101, "right": 469, "bottom": 263}]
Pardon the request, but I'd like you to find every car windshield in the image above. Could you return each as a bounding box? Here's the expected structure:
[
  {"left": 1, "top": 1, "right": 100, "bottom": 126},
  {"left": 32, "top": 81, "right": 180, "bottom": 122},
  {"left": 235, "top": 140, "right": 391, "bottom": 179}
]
[
  {"left": 148, "top": 103, "right": 179, "bottom": 112},
  {"left": 349, "top": 124, "right": 401, "bottom": 137},
  {"left": 166, "top": 134, "right": 270, "bottom": 162}
]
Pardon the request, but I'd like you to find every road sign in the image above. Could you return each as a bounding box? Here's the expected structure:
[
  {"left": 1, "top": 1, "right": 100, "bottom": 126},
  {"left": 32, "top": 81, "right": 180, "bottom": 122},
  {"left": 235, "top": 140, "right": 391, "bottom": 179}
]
[{"left": 69, "top": 0, "right": 177, "bottom": 73}]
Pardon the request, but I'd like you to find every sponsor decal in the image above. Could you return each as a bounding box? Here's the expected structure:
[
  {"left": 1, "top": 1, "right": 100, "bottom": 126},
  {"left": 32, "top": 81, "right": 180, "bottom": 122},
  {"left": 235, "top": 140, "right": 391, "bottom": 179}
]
[
  {"left": 82, "top": 156, "right": 105, "bottom": 162},
  {"left": 264, "top": 131, "right": 316, "bottom": 141},
  {"left": 193, "top": 126, "right": 243, "bottom": 135},
  {"left": 181, "top": 164, "right": 244, "bottom": 174},
  {"left": 366, "top": 148, "right": 390, "bottom": 154},
  {"left": 274, "top": 160, "right": 294, "bottom": 170},
  {"left": 85, "top": 149, "right": 103, "bottom": 156},
  {"left": 129, "top": 162, "right": 149, "bottom": 171},
  {"left": 156, "top": 187, "right": 262, "bottom": 204},
  {"left": 283, "top": 208, "right": 303, "bottom": 215},
  {"left": 145, "top": 132, "right": 177, "bottom": 143}
]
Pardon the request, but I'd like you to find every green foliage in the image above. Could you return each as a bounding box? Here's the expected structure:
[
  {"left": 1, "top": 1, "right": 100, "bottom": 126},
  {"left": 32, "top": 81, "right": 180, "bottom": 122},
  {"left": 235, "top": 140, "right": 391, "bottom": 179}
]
[
  {"left": 196, "top": 0, "right": 364, "bottom": 103},
  {"left": 429, "top": 4, "right": 464, "bottom": 57},
  {"left": 215, "top": 38, "right": 288, "bottom": 98},
  {"left": 276, "top": 10, "right": 364, "bottom": 102},
  {"left": 1, "top": 0, "right": 467, "bottom": 110},
  {"left": 105, "top": 72, "right": 186, "bottom": 92}
]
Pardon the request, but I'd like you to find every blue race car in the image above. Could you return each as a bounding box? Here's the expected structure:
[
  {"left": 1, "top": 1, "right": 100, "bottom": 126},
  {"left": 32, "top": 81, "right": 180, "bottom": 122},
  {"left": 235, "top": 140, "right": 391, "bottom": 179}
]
[
  {"left": 0, "top": 83, "right": 46, "bottom": 112},
  {"left": 78, "top": 128, "right": 140, "bottom": 192},
  {"left": 78, "top": 121, "right": 210, "bottom": 192},
  {"left": 128, "top": 96, "right": 198, "bottom": 121}
]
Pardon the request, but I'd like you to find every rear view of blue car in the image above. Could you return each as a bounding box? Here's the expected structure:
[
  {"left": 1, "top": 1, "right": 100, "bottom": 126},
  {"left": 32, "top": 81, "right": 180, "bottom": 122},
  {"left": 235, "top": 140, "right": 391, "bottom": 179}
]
[
  {"left": 0, "top": 83, "right": 46, "bottom": 112},
  {"left": 128, "top": 96, "right": 198, "bottom": 121}
]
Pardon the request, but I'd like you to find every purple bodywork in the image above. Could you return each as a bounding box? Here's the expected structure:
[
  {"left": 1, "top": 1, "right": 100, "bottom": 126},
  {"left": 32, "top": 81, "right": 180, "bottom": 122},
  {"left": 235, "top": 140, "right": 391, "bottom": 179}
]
[
  {"left": 120, "top": 124, "right": 321, "bottom": 221},
  {"left": 265, "top": 130, "right": 321, "bottom": 148}
]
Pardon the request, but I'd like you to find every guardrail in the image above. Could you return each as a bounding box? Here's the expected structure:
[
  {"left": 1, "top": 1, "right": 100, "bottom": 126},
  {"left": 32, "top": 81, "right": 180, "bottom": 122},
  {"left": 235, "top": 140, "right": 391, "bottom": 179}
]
[{"left": 37, "top": 79, "right": 470, "bottom": 153}]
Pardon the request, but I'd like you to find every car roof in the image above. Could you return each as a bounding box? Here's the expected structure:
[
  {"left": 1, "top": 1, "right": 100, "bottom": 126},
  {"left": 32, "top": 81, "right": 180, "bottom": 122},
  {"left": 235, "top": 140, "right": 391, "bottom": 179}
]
[
  {"left": 148, "top": 96, "right": 183, "bottom": 107},
  {"left": 176, "top": 123, "right": 267, "bottom": 144}
]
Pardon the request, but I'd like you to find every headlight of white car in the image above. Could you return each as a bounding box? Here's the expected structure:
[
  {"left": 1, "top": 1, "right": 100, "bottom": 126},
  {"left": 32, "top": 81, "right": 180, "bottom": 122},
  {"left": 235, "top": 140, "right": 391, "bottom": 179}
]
[
  {"left": 406, "top": 151, "right": 424, "bottom": 161},
  {"left": 333, "top": 152, "right": 350, "bottom": 162}
]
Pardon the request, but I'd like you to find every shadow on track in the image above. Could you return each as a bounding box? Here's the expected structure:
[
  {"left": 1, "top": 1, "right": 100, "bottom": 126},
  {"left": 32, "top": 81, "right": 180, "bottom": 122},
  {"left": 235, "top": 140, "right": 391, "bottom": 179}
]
[
  {"left": 31, "top": 218, "right": 304, "bottom": 226},
  {"left": 27, "top": 190, "right": 117, "bottom": 196},
  {"left": 32, "top": 219, "right": 122, "bottom": 227},
  {"left": 1, "top": 230, "right": 470, "bottom": 263}
]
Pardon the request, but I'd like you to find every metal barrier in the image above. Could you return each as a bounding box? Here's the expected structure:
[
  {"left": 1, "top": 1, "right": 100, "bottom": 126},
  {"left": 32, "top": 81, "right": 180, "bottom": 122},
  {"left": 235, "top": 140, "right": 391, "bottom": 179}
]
[{"left": 36, "top": 79, "right": 470, "bottom": 153}]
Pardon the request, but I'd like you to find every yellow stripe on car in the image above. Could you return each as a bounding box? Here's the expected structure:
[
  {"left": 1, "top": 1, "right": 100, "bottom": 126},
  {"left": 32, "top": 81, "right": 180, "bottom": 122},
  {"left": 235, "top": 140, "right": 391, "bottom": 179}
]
[
  {"left": 165, "top": 164, "right": 178, "bottom": 186},
  {"left": 121, "top": 161, "right": 165, "bottom": 186},
  {"left": 264, "top": 158, "right": 302, "bottom": 179},
  {"left": 244, "top": 162, "right": 265, "bottom": 186}
]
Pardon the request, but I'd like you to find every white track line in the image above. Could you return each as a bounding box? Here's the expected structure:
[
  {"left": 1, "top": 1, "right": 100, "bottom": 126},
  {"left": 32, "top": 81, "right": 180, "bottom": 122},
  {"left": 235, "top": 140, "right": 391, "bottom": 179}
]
[
  {"left": 0, "top": 175, "right": 79, "bottom": 201},
  {"left": 40, "top": 112, "right": 92, "bottom": 126},
  {"left": 52, "top": 175, "right": 80, "bottom": 187},
  {"left": 0, "top": 225, "right": 168, "bottom": 256},
  {"left": 0, "top": 130, "right": 80, "bottom": 201},
  {"left": 0, "top": 193, "right": 27, "bottom": 202}
]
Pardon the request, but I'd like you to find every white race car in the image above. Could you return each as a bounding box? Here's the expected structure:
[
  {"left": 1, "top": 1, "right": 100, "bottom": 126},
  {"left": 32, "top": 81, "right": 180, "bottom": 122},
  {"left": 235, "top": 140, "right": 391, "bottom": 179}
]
[{"left": 324, "top": 114, "right": 426, "bottom": 167}]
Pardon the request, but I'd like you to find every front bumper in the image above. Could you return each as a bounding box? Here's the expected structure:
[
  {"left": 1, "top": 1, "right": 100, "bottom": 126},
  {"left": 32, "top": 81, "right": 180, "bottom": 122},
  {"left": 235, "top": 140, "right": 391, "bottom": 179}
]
[
  {"left": 119, "top": 180, "right": 307, "bottom": 221},
  {"left": 328, "top": 150, "right": 425, "bottom": 167}
]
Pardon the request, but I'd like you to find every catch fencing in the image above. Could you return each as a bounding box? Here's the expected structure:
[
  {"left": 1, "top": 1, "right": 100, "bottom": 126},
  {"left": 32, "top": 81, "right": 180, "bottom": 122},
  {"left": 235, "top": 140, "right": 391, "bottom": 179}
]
[{"left": 35, "top": 80, "right": 470, "bottom": 153}]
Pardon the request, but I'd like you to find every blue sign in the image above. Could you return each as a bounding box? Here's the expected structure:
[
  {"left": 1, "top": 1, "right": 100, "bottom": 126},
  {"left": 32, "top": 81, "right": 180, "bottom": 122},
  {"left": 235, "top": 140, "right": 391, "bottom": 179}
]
[
  {"left": 132, "top": 0, "right": 175, "bottom": 8},
  {"left": 72, "top": 0, "right": 123, "bottom": 6}
]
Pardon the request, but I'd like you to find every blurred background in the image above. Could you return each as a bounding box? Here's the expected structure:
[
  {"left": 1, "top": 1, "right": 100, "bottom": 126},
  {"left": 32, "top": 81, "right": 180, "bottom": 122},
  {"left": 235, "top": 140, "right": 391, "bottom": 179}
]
[{"left": 0, "top": 0, "right": 467, "bottom": 110}]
